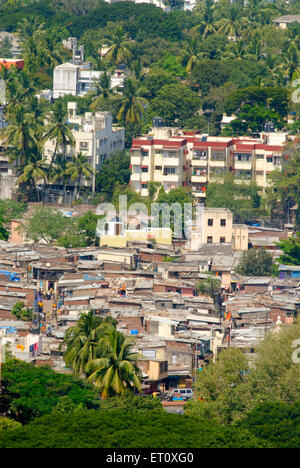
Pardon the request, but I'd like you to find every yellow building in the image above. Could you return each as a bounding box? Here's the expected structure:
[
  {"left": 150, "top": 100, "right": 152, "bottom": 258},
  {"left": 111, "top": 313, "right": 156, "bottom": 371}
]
[{"left": 190, "top": 207, "right": 248, "bottom": 251}]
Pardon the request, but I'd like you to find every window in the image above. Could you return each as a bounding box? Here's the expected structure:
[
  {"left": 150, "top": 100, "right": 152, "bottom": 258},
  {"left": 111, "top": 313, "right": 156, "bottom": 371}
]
[
  {"left": 267, "top": 156, "right": 273, "bottom": 163},
  {"left": 141, "top": 167, "right": 148, "bottom": 173},
  {"left": 79, "top": 141, "right": 88, "bottom": 150},
  {"left": 256, "top": 154, "right": 264, "bottom": 159},
  {"left": 164, "top": 167, "right": 176, "bottom": 175},
  {"left": 220, "top": 219, "right": 226, "bottom": 227},
  {"left": 207, "top": 236, "right": 213, "bottom": 244},
  {"left": 155, "top": 166, "right": 162, "bottom": 171},
  {"left": 211, "top": 151, "right": 226, "bottom": 161},
  {"left": 220, "top": 237, "right": 225, "bottom": 243},
  {"left": 235, "top": 153, "right": 251, "bottom": 161},
  {"left": 194, "top": 150, "right": 207, "bottom": 160},
  {"left": 208, "top": 219, "right": 213, "bottom": 226}
]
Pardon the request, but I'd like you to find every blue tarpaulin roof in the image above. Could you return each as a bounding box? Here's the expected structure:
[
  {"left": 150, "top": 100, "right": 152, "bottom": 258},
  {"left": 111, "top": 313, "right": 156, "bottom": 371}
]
[{"left": 0, "top": 270, "right": 20, "bottom": 282}]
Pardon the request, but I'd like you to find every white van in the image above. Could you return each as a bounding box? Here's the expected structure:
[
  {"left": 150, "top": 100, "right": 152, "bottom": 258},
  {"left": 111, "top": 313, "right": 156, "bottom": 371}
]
[{"left": 171, "top": 388, "right": 194, "bottom": 400}]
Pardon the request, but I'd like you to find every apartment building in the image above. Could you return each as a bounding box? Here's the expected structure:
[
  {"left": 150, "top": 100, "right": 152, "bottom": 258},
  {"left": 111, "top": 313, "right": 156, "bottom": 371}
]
[
  {"left": 191, "top": 137, "right": 234, "bottom": 200},
  {"left": 130, "top": 126, "right": 289, "bottom": 199},
  {"left": 190, "top": 133, "right": 288, "bottom": 198},
  {"left": 130, "top": 126, "right": 190, "bottom": 197},
  {"left": 44, "top": 102, "right": 125, "bottom": 191},
  {"left": 190, "top": 207, "right": 248, "bottom": 251}
]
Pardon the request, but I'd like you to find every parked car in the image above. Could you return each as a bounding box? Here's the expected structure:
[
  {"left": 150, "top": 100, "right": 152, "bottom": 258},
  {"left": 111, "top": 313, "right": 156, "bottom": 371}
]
[{"left": 171, "top": 388, "right": 194, "bottom": 401}]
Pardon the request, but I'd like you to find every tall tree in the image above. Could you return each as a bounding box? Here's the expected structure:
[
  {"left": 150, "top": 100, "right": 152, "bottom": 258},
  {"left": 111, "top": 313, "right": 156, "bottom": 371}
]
[
  {"left": 61, "top": 311, "right": 116, "bottom": 375},
  {"left": 43, "top": 101, "right": 75, "bottom": 168},
  {"left": 65, "top": 152, "right": 95, "bottom": 197},
  {"left": 105, "top": 24, "right": 133, "bottom": 66},
  {"left": 85, "top": 328, "right": 142, "bottom": 399},
  {"left": 117, "top": 78, "right": 148, "bottom": 126}
]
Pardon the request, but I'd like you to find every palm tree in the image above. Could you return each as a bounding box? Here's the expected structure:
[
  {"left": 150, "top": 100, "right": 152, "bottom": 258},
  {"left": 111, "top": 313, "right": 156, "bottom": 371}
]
[
  {"left": 17, "top": 157, "right": 50, "bottom": 201},
  {"left": 277, "top": 43, "right": 299, "bottom": 82},
  {"left": 182, "top": 36, "right": 202, "bottom": 73},
  {"left": 217, "top": 5, "right": 247, "bottom": 39},
  {"left": 224, "top": 40, "right": 247, "bottom": 61},
  {"left": 65, "top": 152, "right": 95, "bottom": 198},
  {"left": 18, "top": 17, "right": 45, "bottom": 73},
  {"left": 0, "top": 103, "right": 36, "bottom": 167},
  {"left": 61, "top": 311, "right": 116, "bottom": 375},
  {"left": 105, "top": 24, "right": 133, "bottom": 66},
  {"left": 43, "top": 101, "right": 75, "bottom": 168},
  {"left": 129, "top": 58, "right": 145, "bottom": 82},
  {"left": 85, "top": 328, "right": 142, "bottom": 399},
  {"left": 196, "top": 0, "right": 218, "bottom": 39},
  {"left": 117, "top": 78, "right": 148, "bottom": 126},
  {"left": 245, "top": 35, "right": 264, "bottom": 62},
  {"left": 90, "top": 71, "right": 114, "bottom": 112},
  {"left": 50, "top": 154, "right": 69, "bottom": 189}
]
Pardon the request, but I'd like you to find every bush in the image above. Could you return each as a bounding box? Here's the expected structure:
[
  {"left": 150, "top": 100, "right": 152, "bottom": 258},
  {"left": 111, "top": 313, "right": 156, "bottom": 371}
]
[{"left": 0, "top": 409, "right": 263, "bottom": 448}]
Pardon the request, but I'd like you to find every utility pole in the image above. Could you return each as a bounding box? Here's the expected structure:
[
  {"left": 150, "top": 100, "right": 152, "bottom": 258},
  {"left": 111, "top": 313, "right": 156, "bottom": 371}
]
[
  {"left": 0, "top": 329, "right": 4, "bottom": 395},
  {"left": 264, "top": 308, "right": 269, "bottom": 339}
]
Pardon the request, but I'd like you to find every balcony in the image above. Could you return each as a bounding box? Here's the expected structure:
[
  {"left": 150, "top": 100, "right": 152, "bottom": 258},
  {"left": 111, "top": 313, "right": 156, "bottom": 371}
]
[
  {"left": 192, "top": 158, "right": 208, "bottom": 167},
  {"left": 131, "top": 173, "right": 141, "bottom": 182},
  {"left": 209, "top": 168, "right": 226, "bottom": 181},
  {"left": 192, "top": 185, "right": 206, "bottom": 198},
  {"left": 163, "top": 157, "right": 180, "bottom": 166},
  {"left": 162, "top": 173, "right": 180, "bottom": 183},
  {"left": 191, "top": 175, "right": 207, "bottom": 183},
  {"left": 234, "top": 169, "right": 252, "bottom": 184},
  {"left": 234, "top": 160, "right": 252, "bottom": 171},
  {"left": 141, "top": 172, "right": 150, "bottom": 183},
  {"left": 141, "top": 188, "right": 149, "bottom": 197},
  {"left": 131, "top": 155, "right": 141, "bottom": 165}
]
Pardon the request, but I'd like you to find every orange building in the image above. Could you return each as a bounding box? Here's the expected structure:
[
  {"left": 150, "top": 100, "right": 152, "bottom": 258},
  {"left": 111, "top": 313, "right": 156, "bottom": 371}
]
[{"left": 0, "top": 58, "right": 24, "bottom": 70}]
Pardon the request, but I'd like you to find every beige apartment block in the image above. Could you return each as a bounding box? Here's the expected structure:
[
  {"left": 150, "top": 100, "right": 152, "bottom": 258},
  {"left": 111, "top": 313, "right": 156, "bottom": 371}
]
[
  {"left": 130, "top": 126, "right": 190, "bottom": 197},
  {"left": 130, "top": 127, "right": 289, "bottom": 202},
  {"left": 190, "top": 208, "right": 248, "bottom": 251},
  {"left": 44, "top": 102, "right": 125, "bottom": 191},
  {"left": 191, "top": 137, "right": 234, "bottom": 199},
  {"left": 190, "top": 133, "right": 288, "bottom": 199}
]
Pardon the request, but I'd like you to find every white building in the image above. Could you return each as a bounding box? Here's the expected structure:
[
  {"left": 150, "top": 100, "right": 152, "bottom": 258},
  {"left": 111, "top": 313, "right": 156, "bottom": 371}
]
[
  {"left": 183, "top": 0, "right": 198, "bottom": 11},
  {"left": 53, "top": 62, "right": 125, "bottom": 99},
  {"left": 44, "top": 102, "right": 125, "bottom": 192}
]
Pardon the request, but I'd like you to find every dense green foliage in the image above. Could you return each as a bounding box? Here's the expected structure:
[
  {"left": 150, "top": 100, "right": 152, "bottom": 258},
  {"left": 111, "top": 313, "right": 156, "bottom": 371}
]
[
  {"left": 236, "top": 248, "right": 274, "bottom": 276},
  {"left": 237, "top": 401, "right": 300, "bottom": 449},
  {"left": 185, "top": 321, "right": 300, "bottom": 426},
  {"left": 11, "top": 301, "right": 33, "bottom": 321},
  {"left": 0, "top": 359, "right": 100, "bottom": 424},
  {"left": 95, "top": 151, "right": 130, "bottom": 201},
  {"left": 23, "top": 206, "right": 101, "bottom": 246},
  {"left": 276, "top": 233, "right": 300, "bottom": 265},
  {"left": 205, "top": 176, "right": 263, "bottom": 223},
  {"left": 0, "top": 408, "right": 264, "bottom": 448}
]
